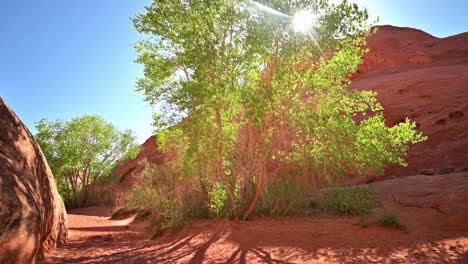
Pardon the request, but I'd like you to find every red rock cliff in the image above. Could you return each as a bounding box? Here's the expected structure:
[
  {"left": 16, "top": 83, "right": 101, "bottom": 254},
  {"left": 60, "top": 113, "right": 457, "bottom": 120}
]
[
  {"left": 114, "top": 135, "right": 173, "bottom": 186},
  {"left": 351, "top": 25, "right": 468, "bottom": 176}
]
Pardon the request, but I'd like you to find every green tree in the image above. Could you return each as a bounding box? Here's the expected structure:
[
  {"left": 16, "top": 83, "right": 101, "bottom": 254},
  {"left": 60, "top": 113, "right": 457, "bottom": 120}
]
[
  {"left": 132, "top": 0, "right": 426, "bottom": 220},
  {"left": 35, "top": 115, "right": 139, "bottom": 208}
]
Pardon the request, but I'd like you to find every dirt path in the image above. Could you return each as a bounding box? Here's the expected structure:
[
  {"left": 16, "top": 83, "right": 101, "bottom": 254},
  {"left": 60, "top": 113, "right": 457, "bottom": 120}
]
[{"left": 40, "top": 206, "right": 467, "bottom": 264}]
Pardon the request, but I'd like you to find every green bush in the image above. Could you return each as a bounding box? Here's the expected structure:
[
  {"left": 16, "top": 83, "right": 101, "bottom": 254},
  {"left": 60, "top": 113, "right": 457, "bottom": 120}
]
[
  {"left": 254, "top": 175, "right": 314, "bottom": 217},
  {"left": 96, "top": 167, "right": 121, "bottom": 186},
  {"left": 125, "top": 160, "right": 207, "bottom": 231},
  {"left": 376, "top": 212, "right": 408, "bottom": 232},
  {"left": 315, "top": 184, "right": 381, "bottom": 216},
  {"left": 208, "top": 183, "right": 230, "bottom": 217}
]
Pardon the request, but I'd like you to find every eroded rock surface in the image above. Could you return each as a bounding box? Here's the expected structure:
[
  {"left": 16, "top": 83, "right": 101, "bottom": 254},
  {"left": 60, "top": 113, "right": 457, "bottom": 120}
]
[
  {"left": 0, "top": 97, "right": 68, "bottom": 264},
  {"left": 114, "top": 135, "right": 167, "bottom": 185},
  {"left": 373, "top": 172, "right": 468, "bottom": 232},
  {"left": 351, "top": 25, "right": 468, "bottom": 177}
]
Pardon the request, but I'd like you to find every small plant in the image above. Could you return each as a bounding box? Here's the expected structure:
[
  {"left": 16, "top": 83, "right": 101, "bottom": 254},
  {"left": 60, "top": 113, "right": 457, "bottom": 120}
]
[
  {"left": 358, "top": 215, "right": 369, "bottom": 228},
  {"left": 376, "top": 212, "right": 409, "bottom": 232},
  {"left": 316, "top": 184, "right": 381, "bottom": 216},
  {"left": 208, "top": 183, "right": 230, "bottom": 217}
]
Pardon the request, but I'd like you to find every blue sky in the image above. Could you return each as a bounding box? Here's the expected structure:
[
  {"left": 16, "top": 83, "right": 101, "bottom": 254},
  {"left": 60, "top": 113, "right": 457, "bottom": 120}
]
[{"left": 1, "top": 0, "right": 467, "bottom": 143}]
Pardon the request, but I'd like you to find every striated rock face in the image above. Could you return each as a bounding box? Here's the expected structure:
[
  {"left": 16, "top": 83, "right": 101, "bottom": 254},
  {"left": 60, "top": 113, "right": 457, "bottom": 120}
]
[
  {"left": 0, "top": 97, "right": 67, "bottom": 264},
  {"left": 373, "top": 172, "right": 468, "bottom": 232},
  {"left": 350, "top": 25, "right": 468, "bottom": 177}
]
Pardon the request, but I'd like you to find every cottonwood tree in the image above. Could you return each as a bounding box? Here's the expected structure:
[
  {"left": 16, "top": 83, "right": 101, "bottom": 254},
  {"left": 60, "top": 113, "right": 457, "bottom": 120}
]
[
  {"left": 35, "top": 115, "right": 139, "bottom": 208},
  {"left": 132, "top": 0, "right": 426, "bottom": 220}
]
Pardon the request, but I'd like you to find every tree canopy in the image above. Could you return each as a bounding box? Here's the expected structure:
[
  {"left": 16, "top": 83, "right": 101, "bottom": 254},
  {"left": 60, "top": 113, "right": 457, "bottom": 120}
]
[
  {"left": 35, "top": 115, "right": 139, "bottom": 208},
  {"left": 130, "top": 0, "right": 426, "bottom": 221}
]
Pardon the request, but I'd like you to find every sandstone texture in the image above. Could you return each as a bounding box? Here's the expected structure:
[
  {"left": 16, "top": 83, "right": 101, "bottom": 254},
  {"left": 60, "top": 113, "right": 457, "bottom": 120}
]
[
  {"left": 114, "top": 135, "right": 171, "bottom": 186},
  {"left": 351, "top": 25, "right": 468, "bottom": 177},
  {"left": 0, "top": 97, "right": 68, "bottom": 264},
  {"left": 373, "top": 172, "right": 468, "bottom": 232}
]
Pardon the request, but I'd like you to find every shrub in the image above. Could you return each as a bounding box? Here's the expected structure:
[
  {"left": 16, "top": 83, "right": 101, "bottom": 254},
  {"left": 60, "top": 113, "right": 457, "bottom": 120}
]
[
  {"left": 87, "top": 187, "right": 115, "bottom": 207},
  {"left": 208, "top": 183, "right": 230, "bottom": 218},
  {"left": 125, "top": 160, "right": 207, "bottom": 231},
  {"left": 254, "top": 175, "right": 315, "bottom": 217},
  {"left": 376, "top": 212, "right": 409, "bottom": 232},
  {"left": 96, "top": 167, "right": 121, "bottom": 186},
  {"left": 315, "top": 184, "right": 381, "bottom": 216},
  {"left": 358, "top": 215, "right": 369, "bottom": 228}
]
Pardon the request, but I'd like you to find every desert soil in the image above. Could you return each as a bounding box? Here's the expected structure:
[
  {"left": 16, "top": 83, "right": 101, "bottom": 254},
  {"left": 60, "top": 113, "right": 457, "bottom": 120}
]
[{"left": 39, "top": 206, "right": 467, "bottom": 264}]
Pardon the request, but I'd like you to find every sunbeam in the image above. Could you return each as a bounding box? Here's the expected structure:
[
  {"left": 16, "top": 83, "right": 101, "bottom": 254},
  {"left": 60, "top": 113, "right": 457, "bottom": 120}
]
[{"left": 249, "top": 0, "right": 290, "bottom": 18}]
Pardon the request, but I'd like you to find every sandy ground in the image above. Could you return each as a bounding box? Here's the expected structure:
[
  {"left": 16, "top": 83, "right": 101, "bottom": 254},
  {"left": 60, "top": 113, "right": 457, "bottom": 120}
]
[{"left": 40, "top": 206, "right": 467, "bottom": 264}]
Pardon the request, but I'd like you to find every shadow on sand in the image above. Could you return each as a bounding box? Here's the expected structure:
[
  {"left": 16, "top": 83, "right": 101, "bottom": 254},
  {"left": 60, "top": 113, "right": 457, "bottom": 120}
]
[{"left": 40, "top": 216, "right": 467, "bottom": 264}]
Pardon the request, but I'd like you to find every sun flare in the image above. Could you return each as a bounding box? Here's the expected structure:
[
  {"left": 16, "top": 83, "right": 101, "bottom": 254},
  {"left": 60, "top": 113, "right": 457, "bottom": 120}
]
[{"left": 293, "top": 10, "right": 315, "bottom": 33}]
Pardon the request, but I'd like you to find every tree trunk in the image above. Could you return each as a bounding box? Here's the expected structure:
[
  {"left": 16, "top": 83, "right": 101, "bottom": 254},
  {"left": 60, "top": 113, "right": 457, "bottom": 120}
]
[
  {"left": 215, "top": 108, "right": 237, "bottom": 218},
  {"left": 71, "top": 169, "right": 79, "bottom": 208},
  {"left": 242, "top": 138, "right": 266, "bottom": 221}
]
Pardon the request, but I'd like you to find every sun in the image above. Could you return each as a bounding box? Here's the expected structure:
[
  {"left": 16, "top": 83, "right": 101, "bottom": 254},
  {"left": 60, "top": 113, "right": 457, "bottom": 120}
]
[{"left": 292, "top": 10, "right": 315, "bottom": 33}]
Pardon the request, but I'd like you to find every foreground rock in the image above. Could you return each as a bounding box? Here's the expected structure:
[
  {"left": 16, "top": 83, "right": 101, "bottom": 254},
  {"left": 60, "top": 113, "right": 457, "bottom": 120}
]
[
  {"left": 0, "top": 97, "right": 68, "bottom": 264},
  {"left": 373, "top": 172, "right": 468, "bottom": 232}
]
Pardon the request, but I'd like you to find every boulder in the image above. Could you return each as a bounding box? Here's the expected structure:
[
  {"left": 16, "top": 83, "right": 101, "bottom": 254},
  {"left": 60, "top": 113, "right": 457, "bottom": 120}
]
[
  {"left": 0, "top": 97, "right": 67, "bottom": 264},
  {"left": 373, "top": 172, "right": 468, "bottom": 231}
]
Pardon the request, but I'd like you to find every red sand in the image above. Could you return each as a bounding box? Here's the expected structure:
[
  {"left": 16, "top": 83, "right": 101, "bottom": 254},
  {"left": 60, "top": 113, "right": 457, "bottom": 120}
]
[{"left": 40, "top": 206, "right": 467, "bottom": 264}]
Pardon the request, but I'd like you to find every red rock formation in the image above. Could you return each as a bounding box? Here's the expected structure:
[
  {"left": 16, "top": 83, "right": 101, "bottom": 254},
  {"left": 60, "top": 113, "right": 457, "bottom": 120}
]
[
  {"left": 114, "top": 135, "right": 172, "bottom": 186},
  {"left": 351, "top": 25, "right": 468, "bottom": 176},
  {"left": 0, "top": 97, "right": 68, "bottom": 264},
  {"left": 373, "top": 171, "right": 468, "bottom": 232}
]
